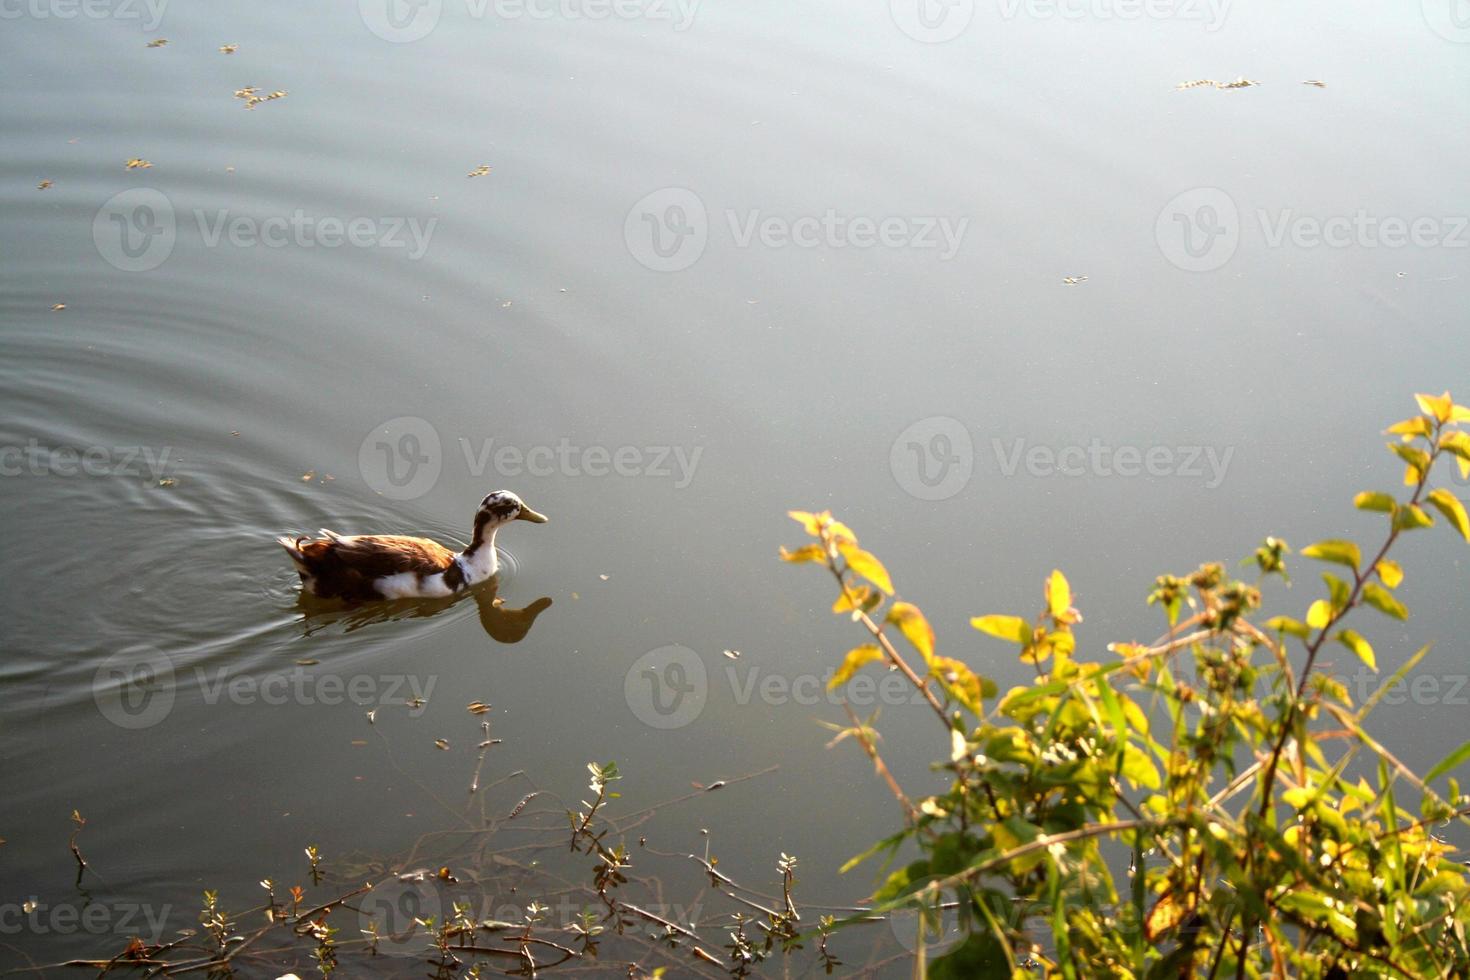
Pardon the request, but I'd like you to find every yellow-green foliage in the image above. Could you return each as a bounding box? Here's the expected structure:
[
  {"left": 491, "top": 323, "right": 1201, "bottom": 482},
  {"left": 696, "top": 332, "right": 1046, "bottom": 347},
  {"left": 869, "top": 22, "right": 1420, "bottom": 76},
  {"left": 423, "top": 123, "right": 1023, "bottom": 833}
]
[{"left": 785, "top": 393, "right": 1470, "bottom": 979}]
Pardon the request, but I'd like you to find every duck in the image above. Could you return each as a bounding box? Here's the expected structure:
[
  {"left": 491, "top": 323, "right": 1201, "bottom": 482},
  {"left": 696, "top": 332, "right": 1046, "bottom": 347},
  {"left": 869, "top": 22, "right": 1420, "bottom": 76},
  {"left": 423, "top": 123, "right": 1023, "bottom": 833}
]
[{"left": 277, "top": 490, "right": 548, "bottom": 601}]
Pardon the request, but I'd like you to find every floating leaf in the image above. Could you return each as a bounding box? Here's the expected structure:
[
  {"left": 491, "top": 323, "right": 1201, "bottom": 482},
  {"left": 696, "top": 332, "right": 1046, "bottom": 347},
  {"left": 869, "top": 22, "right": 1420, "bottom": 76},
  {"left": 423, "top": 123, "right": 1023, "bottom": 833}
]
[
  {"left": 37, "top": 179, "right": 52, "bottom": 190},
  {"left": 1362, "top": 583, "right": 1408, "bottom": 620},
  {"left": 1337, "top": 630, "right": 1376, "bottom": 671},
  {"left": 1300, "top": 539, "right": 1360, "bottom": 570},
  {"left": 146, "top": 38, "right": 168, "bottom": 47},
  {"left": 1353, "top": 491, "right": 1396, "bottom": 513},
  {"left": 125, "top": 158, "right": 152, "bottom": 169},
  {"left": 467, "top": 165, "right": 492, "bottom": 177},
  {"left": 50, "top": 303, "right": 65, "bottom": 311},
  {"left": 434, "top": 739, "right": 450, "bottom": 750},
  {"left": 219, "top": 44, "right": 238, "bottom": 54},
  {"left": 467, "top": 701, "right": 492, "bottom": 714},
  {"left": 885, "top": 601, "right": 934, "bottom": 664},
  {"left": 971, "top": 614, "right": 1032, "bottom": 645},
  {"left": 1426, "top": 488, "right": 1470, "bottom": 542},
  {"left": 829, "top": 645, "right": 883, "bottom": 689}
]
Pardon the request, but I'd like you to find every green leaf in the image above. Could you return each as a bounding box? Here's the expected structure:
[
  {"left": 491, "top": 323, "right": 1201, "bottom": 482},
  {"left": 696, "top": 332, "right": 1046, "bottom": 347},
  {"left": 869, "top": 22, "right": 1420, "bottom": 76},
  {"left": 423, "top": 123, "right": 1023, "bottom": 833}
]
[
  {"left": 1300, "top": 539, "right": 1361, "bottom": 570},
  {"left": 1353, "top": 491, "right": 1397, "bottom": 513},
  {"left": 1426, "top": 488, "right": 1470, "bottom": 542},
  {"left": 1264, "top": 615, "right": 1311, "bottom": 639},
  {"left": 1361, "top": 582, "right": 1408, "bottom": 620},
  {"left": 1322, "top": 573, "right": 1351, "bottom": 609},
  {"left": 970, "top": 615, "right": 1032, "bottom": 645},
  {"left": 1388, "top": 442, "right": 1431, "bottom": 470},
  {"left": 1336, "top": 629, "right": 1376, "bottom": 671},
  {"left": 885, "top": 602, "right": 935, "bottom": 664},
  {"left": 829, "top": 644, "right": 883, "bottom": 689},
  {"left": 838, "top": 543, "right": 893, "bottom": 594},
  {"left": 1305, "top": 599, "right": 1332, "bottom": 630},
  {"left": 1121, "top": 744, "right": 1161, "bottom": 790},
  {"left": 1424, "top": 740, "right": 1470, "bottom": 786}
]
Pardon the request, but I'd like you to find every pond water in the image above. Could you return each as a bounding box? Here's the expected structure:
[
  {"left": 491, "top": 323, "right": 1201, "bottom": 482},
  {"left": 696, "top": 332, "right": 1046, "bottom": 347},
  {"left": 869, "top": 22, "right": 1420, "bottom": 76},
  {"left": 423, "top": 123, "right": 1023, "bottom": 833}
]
[{"left": 1, "top": 0, "right": 1468, "bottom": 974}]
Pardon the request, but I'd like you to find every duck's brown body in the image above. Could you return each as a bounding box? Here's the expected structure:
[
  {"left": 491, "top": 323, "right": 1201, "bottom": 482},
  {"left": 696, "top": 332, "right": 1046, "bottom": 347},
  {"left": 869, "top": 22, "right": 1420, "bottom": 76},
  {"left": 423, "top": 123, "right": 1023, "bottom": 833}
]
[
  {"left": 278, "top": 532, "right": 468, "bottom": 601},
  {"left": 277, "top": 490, "right": 547, "bottom": 602}
]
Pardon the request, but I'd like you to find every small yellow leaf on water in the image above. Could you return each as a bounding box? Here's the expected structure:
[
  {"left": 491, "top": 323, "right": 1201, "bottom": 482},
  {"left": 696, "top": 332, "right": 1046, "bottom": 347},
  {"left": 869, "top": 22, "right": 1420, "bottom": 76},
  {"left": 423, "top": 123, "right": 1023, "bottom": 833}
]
[
  {"left": 1302, "top": 80, "right": 1326, "bottom": 87},
  {"left": 126, "top": 158, "right": 152, "bottom": 169},
  {"left": 434, "top": 739, "right": 450, "bottom": 750},
  {"left": 295, "top": 659, "right": 319, "bottom": 666},
  {"left": 219, "top": 44, "right": 238, "bottom": 54},
  {"left": 37, "top": 179, "right": 52, "bottom": 190},
  {"left": 467, "top": 701, "right": 492, "bottom": 714},
  {"left": 467, "top": 165, "right": 492, "bottom": 177},
  {"left": 146, "top": 38, "right": 168, "bottom": 47},
  {"left": 51, "top": 303, "right": 65, "bottom": 311},
  {"left": 301, "top": 471, "right": 315, "bottom": 481}
]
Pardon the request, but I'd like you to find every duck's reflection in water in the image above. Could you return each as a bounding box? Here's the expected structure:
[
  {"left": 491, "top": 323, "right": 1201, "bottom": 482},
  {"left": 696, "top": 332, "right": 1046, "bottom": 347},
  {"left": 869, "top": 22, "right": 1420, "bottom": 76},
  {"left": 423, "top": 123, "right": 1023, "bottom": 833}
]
[{"left": 294, "top": 576, "right": 553, "bottom": 644}]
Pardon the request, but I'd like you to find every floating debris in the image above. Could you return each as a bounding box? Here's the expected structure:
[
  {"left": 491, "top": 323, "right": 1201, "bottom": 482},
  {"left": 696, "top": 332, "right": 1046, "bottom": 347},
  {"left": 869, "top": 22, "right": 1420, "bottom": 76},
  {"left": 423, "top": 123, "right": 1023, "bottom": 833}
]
[
  {"left": 51, "top": 303, "right": 66, "bottom": 311},
  {"left": 219, "top": 44, "right": 238, "bottom": 54},
  {"left": 366, "top": 708, "right": 377, "bottom": 724},
  {"left": 1302, "top": 80, "right": 1326, "bottom": 88},
  {"left": 301, "top": 471, "right": 315, "bottom": 482},
  {"left": 434, "top": 739, "right": 450, "bottom": 751},
  {"left": 1177, "top": 77, "right": 1258, "bottom": 90},
  {"left": 37, "top": 179, "right": 52, "bottom": 190},
  {"left": 146, "top": 38, "right": 168, "bottom": 48},
  {"left": 407, "top": 696, "right": 426, "bottom": 709},
  {"left": 234, "top": 86, "right": 287, "bottom": 110},
  {"left": 295, "top": 659, "right": 319, "bottom": 666},
  {"left": 466, "top": 165, "right": 492, "bottom": 177},
  {"left": 467, "top": 701, "right": 492, "bottom": 715},
  {"left": 157, "top": 478, "right": 176, "bottom": 488},
  {"left": 722, "top": 649, "right": 741, "bottom": 660},
  {"left": 599, "top": 574, "right": 609, "bottom": 581},
  {"left": 1063, "top": 276, "right": 1088, "bottom": 285},
  {"left": 507, "top": 792, "right": 541, "bottom": 819},
  {"left": 125, "top": 158, "right": 152, "bottom": 169}
]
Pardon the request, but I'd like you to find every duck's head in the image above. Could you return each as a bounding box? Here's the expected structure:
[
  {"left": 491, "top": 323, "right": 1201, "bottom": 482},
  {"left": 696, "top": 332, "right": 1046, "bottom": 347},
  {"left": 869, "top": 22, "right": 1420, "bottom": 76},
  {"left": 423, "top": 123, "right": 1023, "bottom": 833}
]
[{"left": 476, "top": 490, "right": 549, "bottom": 530}]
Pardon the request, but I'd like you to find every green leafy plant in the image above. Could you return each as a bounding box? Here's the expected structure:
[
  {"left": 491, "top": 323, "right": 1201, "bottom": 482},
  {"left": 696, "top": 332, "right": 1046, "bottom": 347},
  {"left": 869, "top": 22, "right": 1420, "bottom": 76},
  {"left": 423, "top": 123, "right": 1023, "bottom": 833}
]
[{"left": 785, "top": 392, "right": 1470, "bottom": 978}]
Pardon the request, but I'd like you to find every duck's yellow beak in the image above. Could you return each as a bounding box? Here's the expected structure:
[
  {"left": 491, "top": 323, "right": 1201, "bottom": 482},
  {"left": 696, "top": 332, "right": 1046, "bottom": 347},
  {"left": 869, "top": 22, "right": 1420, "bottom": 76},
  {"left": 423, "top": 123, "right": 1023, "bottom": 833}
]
[{"left": 516, "top": 505, "right": 549, "bottom": 524}]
